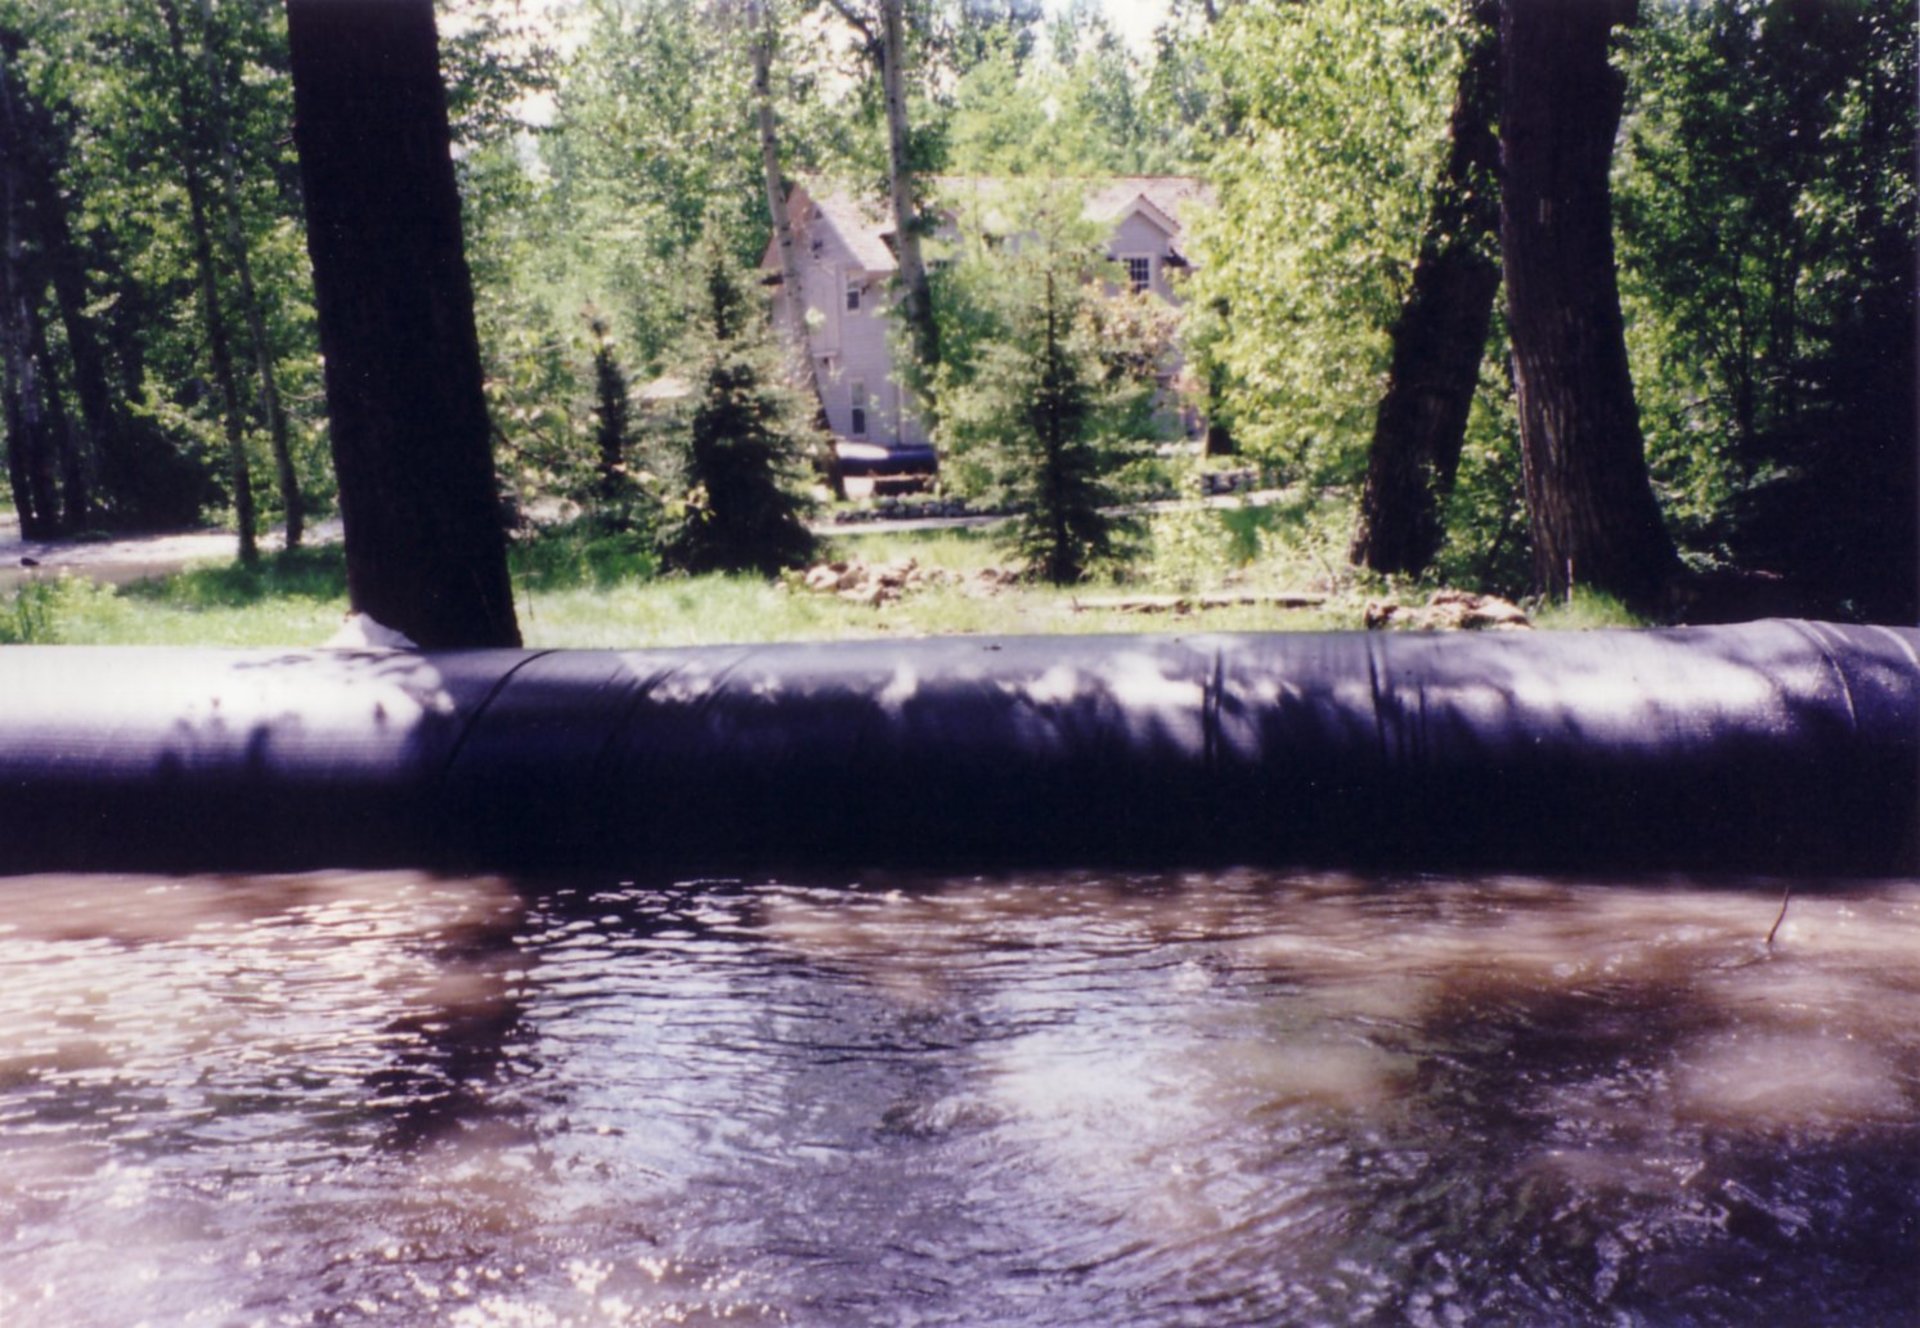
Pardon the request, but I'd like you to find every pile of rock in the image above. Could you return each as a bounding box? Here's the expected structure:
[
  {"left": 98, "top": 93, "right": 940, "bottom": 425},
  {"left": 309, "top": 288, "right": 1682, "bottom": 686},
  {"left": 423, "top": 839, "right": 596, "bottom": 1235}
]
[
  {"left": 1199, "top": 468, "right": 1259, "bottom": 497},
  {"left": 796, "top": 557, "right": 1018, "bottom": 606},
  {"left": 1364, "top": 589, "right": 1531, "bottom": 631}
]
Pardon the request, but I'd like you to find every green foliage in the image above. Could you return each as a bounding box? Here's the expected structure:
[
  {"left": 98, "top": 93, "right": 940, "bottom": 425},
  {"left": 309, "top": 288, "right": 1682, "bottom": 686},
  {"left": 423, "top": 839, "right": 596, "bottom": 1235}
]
[
  {"left": 654, "top": 249, "right": 818, "bottom": 577},
  {"left": 1430, "top": 316, "right": 1529, "bottom": 596},
  {"left": 942, "top": 9, "right": 1167, "bottom": 176},
  {"left": 464, "top": 0, "right": 865, "bottom": 525},
  {"left": 1, "top": 0, "right": 326, "bottom": 533},
  {"left": 0, "top": 577, "right": 88, "bottom": 643},
  {"left": 509, "top": 518, "right": 658, "bottom": 592},
  {"left": 1187, "top": 0, "right": 1459, "bottom": 482},
  {"left": 1616, "top": 0, "right": 1917, "bottom": 618},
  {"left": 541, "top": 1, "right": 764, "bottom": 353},
  {"left": 1148, "top": 471, "right": 1237, "bottom": 593},
  {"left": 1138, "top": 0, "right": 1231, "bottom": 174},
  {"left": 1529, "top": 587, "right": 1646, "bottom": 632}
]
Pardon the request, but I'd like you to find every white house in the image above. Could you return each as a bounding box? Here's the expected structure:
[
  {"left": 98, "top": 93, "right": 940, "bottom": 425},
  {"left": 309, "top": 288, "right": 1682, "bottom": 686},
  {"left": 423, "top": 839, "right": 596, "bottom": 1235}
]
[{"left": 760, "top": 175, "right": 1212, "bottom": 456}]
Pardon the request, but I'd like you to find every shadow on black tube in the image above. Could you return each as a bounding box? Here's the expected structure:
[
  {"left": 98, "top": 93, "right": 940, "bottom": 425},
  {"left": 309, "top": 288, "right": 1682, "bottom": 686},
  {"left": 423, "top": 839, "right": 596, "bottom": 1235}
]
[{"left": 0, "top": 623, "right": 1912, "bottom": 877}]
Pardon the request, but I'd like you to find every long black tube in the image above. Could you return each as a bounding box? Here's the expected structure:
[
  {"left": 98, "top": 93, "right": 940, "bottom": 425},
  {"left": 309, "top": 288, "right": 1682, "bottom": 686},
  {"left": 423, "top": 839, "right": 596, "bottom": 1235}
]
[{"left": 0, "top": 621, "right": 1913, "bottom": 875}]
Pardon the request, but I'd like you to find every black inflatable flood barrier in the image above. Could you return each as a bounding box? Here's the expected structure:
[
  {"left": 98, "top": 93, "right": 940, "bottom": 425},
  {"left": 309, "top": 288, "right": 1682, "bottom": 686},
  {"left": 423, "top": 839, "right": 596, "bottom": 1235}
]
[{"left": 0, "top": 620, "right": 1914, "bottom": 875}]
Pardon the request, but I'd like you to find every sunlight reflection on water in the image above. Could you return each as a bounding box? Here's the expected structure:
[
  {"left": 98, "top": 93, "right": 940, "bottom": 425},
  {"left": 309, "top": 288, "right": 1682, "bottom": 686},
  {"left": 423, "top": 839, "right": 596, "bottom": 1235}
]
[{"left": 1, "top": 869, "right": 1917, "bottom": 1325}]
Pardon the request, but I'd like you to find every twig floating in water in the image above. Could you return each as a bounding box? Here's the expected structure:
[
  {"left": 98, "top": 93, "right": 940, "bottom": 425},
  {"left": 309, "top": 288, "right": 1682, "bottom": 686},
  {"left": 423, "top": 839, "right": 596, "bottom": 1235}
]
[{"left": 1765, "top": 882, "right": 1794, "bottom": 948}]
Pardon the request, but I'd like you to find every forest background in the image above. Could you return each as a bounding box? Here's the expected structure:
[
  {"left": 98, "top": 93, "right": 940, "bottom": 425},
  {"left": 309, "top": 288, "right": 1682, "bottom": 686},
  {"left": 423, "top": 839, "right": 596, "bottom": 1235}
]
[{"left": 0, "top": 0, "right": 1912, "bottom": 633}]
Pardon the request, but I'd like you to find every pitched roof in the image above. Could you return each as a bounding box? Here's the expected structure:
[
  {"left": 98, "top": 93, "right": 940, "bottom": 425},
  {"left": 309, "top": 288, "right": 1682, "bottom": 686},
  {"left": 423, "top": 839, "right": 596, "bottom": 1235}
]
[
  {"left": 770, "top": 175, "right": 1213, "bottom": 277},
  {"left": 791, "top": 182, "right": 899, "bottom": 273},
  {"left": 1079, "top": 176, "right": 1214, "bottom": 230}
]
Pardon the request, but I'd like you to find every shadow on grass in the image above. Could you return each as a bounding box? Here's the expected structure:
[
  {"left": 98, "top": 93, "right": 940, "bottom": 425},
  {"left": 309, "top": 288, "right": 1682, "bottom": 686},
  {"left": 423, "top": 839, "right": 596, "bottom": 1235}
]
[
  {"left": 1216, "top": 488, "right": 1346, "bottom": 567},
  {"left": 122, "top": 545, "right": 349, "bottom": 609},
  {"left": 509, "top": 520, "right": 659, "bottom": 592}
]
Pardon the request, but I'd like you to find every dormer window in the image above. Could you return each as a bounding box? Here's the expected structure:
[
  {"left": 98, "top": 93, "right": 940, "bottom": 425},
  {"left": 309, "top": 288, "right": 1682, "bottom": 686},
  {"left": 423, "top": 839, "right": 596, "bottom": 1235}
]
[
  {"left": 846, "top": 275, "right": 862, "bottom": 312},
  {"left": 1123, "top": 256, "right": 1152, "bottom": 295}
]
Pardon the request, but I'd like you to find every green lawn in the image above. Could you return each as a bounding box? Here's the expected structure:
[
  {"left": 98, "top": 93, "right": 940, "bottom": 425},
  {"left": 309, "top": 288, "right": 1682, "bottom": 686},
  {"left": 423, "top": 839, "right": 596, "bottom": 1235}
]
[{"left": 0, "top": 500, "right": 1627, "bottom": 648}]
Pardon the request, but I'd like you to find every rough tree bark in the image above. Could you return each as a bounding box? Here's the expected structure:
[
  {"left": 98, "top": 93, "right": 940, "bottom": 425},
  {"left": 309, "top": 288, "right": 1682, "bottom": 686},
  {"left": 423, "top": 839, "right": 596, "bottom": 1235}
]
[
  {"left": 1350, "top": 0, "right": 1502, "bottom": 576},
  {"left": 194, "top": 0, "right": 303, "bottom": 547},
  {"left": 286, "top": 0, "right": 520, "bottom": 648},
  {"left": 1501, "top": 0, "right": 1677, "bottom": 610},
  {"left": 158, "top": 0, "right": 256, "bottom": 564},
  {"left": 748, "top": 0, "right": 843, "bottom": 497}
]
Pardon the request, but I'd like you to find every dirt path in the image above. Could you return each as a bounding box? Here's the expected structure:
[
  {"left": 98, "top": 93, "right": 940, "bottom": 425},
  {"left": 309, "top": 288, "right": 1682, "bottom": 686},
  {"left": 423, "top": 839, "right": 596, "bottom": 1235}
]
[{"left": 0, "top": 514, "right": 342, "bottom": 592}]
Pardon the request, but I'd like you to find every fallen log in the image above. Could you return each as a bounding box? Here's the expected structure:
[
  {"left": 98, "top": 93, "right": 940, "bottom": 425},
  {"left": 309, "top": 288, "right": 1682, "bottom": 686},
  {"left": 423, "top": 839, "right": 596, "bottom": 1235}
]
[{"left": 1071, "top": 591, "right": 1328, "bottom": 614}]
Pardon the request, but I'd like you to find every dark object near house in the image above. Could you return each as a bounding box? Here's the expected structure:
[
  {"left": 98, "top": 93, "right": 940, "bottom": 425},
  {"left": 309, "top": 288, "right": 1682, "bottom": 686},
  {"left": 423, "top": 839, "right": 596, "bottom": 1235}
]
[{"left": 834, "top": 439, "right": 938, "bottom": 481}]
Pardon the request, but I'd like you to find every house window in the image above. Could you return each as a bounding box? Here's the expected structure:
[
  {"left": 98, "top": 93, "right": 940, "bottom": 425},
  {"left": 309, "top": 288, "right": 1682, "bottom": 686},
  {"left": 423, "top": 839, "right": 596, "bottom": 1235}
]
[
  {"left": 1124, "top": 255, "right": 1153, "bottom": 295},
  {"left": 849, "top": 380, "right": 868, "bottom": 437},
  {"left": 846, "top": 276, "right": 862, "bottom": 312}
]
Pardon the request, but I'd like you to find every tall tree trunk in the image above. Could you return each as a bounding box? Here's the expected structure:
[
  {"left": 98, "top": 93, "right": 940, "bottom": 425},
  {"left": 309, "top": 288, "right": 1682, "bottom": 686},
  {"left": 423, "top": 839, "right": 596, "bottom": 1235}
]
[
  {"left": 28, "top": 294, "right": 86, "bottom": 527},
  {"left": 287, "top": 0, "right": 520, "bottom": 649},
  {"left": 158, "top": 0, "right": 256, "bottom": 564},
  {"left": 4, "top": 334, "right": 57, "bottom": 537},
  {"left": 1350, "top": 0, "right": 1502, "bottom": 576},
  {"left": 878, "top": 0, "right": 939, "bottom": 382},
  {"left": 0, "top": 52, "right": 54, "bottom": 538},
  {"left": 0, "top": 37, "right": 123, "bottom": 524},
  {"left": 748, "top": 0, "right": 843, "bottom": 497},
  {"left": 0, "top": 40, "right": 89, "bottom": 530},
  {"left": 1501, "top": 0, "right": 1676, "bottom": 611},
  {"left": 195, "top": 0, "right": 303, "bottom": 548}
]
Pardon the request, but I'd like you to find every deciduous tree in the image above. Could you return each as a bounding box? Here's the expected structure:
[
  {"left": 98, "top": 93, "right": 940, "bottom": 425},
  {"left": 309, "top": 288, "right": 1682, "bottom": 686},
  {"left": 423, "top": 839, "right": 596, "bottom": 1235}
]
[
  {"left": 1501, "top": 0, "right": 1677, "bottom": 610},
  {"left": 1350, "top": 0, "right": 1502, "bottom": 577},
  {"left": 1617, "top": 0, "right": 1916, "bottom": 619},
  {"left": 823, "top": 0, "right": 941, "bottom": 379},
  {"left": 286, "top": 0, "right": 519, "bottom": 647}
]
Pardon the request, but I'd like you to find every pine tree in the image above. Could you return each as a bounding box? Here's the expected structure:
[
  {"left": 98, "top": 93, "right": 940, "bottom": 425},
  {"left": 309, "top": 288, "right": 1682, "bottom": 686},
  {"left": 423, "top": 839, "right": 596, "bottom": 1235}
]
[
  {"left": 657, "top": 250, "right": 817, "bottom": 577},
  {"left": 587, "top": 313, "right": 632, "bottom": 506},
  {"left": 943, "top": 267, "right": 1144, "bottom": 585}
]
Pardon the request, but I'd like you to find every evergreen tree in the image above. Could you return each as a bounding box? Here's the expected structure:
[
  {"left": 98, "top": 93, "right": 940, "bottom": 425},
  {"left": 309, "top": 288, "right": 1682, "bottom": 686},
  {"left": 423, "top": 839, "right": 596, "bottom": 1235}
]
[
  {"left": 937, "top": 189, "right": 1155, "bottom": 584},
  {"left": 587, "top": 313, "right": 632, "bottom": 506},
  {"left": 657, "top": 249, "right": 817, "bottom": 577}
]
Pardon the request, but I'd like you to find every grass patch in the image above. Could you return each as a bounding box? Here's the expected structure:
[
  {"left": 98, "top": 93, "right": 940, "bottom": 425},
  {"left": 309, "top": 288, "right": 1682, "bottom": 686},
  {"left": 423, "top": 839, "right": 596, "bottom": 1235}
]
[
  {"left": 121, "top": 544, "right": 348, "bottom": 609},
  {"left": 1529, "top": 586, "right": 1646, "bottom": 630},
  {"left": 824, "top": 525, "right": 1007, "bottom": 572},
  {"left": 509, "top": 520, "right": 659, "bottom": 592},
  {"left": 0, "top": 577, "right": 124, "bottom": 644},
  {"left": 0, "top": 499, "right": 1650, "bottom": 648},
  {"left": 0, "top": 547, "right": 350, "bottom": 645}
]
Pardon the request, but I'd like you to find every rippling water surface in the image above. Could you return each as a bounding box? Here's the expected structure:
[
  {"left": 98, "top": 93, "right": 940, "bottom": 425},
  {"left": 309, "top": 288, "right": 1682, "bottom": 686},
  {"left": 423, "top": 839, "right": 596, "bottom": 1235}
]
[{"left": 2, "top": 869, "right": 1918, "bottom": 1326}]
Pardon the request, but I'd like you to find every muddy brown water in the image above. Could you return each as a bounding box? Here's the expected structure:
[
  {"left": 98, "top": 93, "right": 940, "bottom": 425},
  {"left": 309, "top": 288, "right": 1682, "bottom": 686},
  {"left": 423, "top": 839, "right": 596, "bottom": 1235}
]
[{"left": 2, "top": 869, "right": 1917, "bottom": 1326}]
